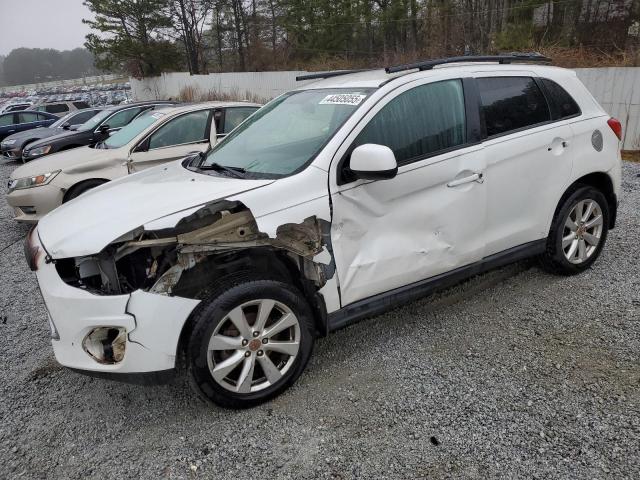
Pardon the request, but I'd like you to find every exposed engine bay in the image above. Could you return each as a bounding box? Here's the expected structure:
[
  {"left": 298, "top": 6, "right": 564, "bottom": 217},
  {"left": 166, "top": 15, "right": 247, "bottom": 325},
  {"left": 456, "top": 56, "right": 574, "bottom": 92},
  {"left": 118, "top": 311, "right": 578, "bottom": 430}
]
[{"left": 53, "top": 200, "right": 335, "bottom": 301}]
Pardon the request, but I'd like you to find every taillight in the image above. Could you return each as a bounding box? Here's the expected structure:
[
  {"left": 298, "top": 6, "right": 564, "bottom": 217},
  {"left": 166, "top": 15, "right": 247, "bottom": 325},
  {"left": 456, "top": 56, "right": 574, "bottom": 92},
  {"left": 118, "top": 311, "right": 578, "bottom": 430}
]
[{"left": 607, "top": 117, "right": 622, "bottom": 141}]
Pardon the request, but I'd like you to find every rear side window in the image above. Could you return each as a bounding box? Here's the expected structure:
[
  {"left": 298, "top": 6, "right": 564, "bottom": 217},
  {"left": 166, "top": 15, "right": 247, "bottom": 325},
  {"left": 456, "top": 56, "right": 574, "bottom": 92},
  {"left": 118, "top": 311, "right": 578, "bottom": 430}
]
[
  {"left": 46, "top": 103, "right": 69, "bottom": 114},
  {"left": 478, "top": 77, "right": 551, "bottom": 137},
  {"left": 354, "top": 79, "right": 466, "bottom": 164},
  {"left": 540, "top": 78, "right": 581, "bottom": 120},
  {"left": 18, "top": 112, "right": 39, "bottom": 123},
  {"left": 222, "top": 107, "right": 259, "bottom": 134},
  {"left": 73, "top": 101, "right": 90, "bottom": 109},
  {"left": 149, "top": 110, "right": 210, "bottom": 149}
]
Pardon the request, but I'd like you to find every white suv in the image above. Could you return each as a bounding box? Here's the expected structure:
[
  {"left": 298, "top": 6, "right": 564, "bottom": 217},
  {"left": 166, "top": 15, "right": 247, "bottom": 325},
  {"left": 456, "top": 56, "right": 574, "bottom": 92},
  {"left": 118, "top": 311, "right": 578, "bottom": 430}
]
[{"left": 25, "top": 55, "right": 622, "bottom": 408}]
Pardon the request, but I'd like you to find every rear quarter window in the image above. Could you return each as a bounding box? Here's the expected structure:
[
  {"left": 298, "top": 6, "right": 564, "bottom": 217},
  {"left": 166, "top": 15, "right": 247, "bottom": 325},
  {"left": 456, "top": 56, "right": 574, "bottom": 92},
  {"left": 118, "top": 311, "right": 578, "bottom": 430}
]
[
  {"left": 477, "top": 77, "right": 551, "bottom": 138},
  {"left": 540, "top": 78, "right": 581, "bottom": 120}
]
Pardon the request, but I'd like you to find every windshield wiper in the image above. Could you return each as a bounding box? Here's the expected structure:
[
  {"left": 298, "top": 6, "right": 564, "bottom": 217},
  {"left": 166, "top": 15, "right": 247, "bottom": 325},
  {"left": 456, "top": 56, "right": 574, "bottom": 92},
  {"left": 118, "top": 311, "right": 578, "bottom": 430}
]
[{"left": 199, "top": 162, "right": 246, "bottom": 178}]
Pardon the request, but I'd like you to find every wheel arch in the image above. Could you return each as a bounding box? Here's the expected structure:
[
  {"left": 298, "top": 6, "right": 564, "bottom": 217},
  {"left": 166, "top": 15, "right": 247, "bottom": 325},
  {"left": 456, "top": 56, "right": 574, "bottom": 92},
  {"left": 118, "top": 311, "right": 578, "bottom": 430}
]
[
  {"left": 62, "top": 178, "right": 110, "bottom": 203},
  {"left": 554, "top": 171, "right": 617, "bottom": 231},
  {"left": 174, "top": 247, "right": 329, "bottom": 366}
]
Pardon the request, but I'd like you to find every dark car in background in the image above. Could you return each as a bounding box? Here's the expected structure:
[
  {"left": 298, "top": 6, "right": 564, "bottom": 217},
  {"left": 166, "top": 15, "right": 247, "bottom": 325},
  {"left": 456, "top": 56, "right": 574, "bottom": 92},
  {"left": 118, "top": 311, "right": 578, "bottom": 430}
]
[
  {"left": 1, "top": 108, "right": 103, "bottom": 161},
  {"left": 31, "top": 101, "right": 91, "bottom": 117},
  {"left": 22, "top": 101, "right": 177, "bottom": 161},
  {"left": 0, "top": 111, "right": 59, "bottom": 142}
]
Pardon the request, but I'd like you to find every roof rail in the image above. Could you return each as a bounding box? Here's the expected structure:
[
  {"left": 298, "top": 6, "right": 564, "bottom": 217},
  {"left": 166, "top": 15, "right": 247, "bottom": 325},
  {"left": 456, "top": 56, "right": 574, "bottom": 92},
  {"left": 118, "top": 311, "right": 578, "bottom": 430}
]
[
  {"left": 296, "top": 69, "right": 372, "bottom": 81},
  {"left": 385, "top": 53, "right": 551, "bottom": 74}
]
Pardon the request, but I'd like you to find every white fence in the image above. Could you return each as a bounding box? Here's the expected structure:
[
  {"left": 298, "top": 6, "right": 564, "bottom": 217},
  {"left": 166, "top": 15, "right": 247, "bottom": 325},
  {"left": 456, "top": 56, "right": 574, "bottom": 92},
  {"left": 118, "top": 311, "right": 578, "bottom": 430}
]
[
  {"left": 574, "top": 68, "right": 640, "bottom": 150},
  {"left": 131, "top": 67, "right": 640, "bottom": 150},
  {"left": 129, "top": 71, "right": 311, "bottom": 103}
]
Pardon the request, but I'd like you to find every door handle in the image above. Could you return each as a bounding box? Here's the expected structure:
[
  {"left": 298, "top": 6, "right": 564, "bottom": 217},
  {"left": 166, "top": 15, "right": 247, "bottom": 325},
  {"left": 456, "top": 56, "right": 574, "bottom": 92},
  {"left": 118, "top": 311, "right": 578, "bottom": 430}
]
[{"left": 447, "top": 172, "right": 483, "bottom": 187}]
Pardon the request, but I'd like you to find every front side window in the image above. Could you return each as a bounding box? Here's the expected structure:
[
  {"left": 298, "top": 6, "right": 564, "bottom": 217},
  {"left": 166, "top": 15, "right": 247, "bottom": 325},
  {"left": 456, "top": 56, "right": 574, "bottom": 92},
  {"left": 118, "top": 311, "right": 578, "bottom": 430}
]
[
  {"left": 222, "top": 107, "right": 259, "bottom": 134},
  {"left": 353, "top": 79, "right": 466, "bottom": 164},
  {"left": 73, "top": 101, "right": 90, "bottom": 109},
  {"left": 18, "top": 112, "right": 39, "bottom": 123},
  {"left": 104, "top": 107, "right": 144, "bottom": 129},
  {"left": 478, "top": 76, "right": 551, "bottom": 137},
  {"left": 68, "top": 109, "right": 100, "bottom": 125},
  {"left": 149, "top": 110, "right": 210, "bottom": 149},
  {"left": 202, "top": 89, "right": 372, "bottom": 177},
  {"left": 79, "top": 110, "right": 111, "bottom": 131},
  {"left": 540, "top": 78, "right": 581, "bottom": 120},
  {"left": 103, "top": 110, "right": 163, "bottom": 149}
]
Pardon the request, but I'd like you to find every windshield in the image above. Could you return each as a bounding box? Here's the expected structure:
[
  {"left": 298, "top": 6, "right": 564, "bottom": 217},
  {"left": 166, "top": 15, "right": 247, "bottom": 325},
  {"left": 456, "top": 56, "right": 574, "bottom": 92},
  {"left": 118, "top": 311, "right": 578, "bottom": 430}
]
[
  {"left": 201, "top": 88, "right": 372, "bottom": 177},
  {"left": 103, "top": 110, "right": 164, "bottom": 149},
  {"left": 78, "top": 110, "right": 111, "bottom": 131}
]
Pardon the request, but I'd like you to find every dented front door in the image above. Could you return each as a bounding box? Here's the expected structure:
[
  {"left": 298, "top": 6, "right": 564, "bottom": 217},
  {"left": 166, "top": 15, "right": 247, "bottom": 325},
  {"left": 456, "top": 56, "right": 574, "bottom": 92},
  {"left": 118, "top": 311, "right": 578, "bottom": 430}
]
[{"left": 329, "top": 79, "right": 487, "bottom": 306}]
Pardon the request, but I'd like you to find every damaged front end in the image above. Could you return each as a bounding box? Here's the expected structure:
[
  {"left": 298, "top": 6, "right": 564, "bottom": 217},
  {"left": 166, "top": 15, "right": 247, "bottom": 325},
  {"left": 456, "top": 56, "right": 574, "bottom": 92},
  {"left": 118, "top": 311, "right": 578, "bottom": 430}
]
[{"left": 54, "top": 200, "right": 335, "bottom": 303}]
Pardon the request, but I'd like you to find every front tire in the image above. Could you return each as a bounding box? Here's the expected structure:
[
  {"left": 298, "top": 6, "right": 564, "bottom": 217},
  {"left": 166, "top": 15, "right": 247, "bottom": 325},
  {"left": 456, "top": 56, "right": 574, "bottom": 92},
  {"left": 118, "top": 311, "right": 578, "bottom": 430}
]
[
  {"left": 186, "top": 279, "right": 315, "bottom": 408},
  {"left": 540, "top": 186, "right": 609, "bottom": 275},
  {"left": 63, "top": 179, "right": 107, "bottom": 203}
]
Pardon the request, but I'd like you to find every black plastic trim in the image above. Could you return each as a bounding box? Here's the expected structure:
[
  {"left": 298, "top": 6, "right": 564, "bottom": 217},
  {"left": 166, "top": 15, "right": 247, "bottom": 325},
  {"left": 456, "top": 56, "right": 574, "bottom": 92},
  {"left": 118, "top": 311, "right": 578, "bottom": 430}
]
[
  {"left": 327, "top": 239, "right": 546, "bottom": 332},
  {"left": 296, "top": 69, "right": 372, "bottom": 81},
  {"left": 462, "top": 77, "right": 483, "bottom": 143},
  {"left": 67, "top": 367, "right": 176, "bottom": 385},
  {"left": 385, "top": 54, "right": 551, "bottom": 74}
]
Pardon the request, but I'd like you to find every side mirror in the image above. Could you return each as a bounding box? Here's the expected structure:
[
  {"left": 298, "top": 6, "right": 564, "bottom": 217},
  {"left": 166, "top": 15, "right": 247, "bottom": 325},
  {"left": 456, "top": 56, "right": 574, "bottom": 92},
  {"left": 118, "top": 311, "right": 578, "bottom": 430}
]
[
  {"left": 349, "top": 144, "right": 398, "bottom": 181},
  {"left": 62, "top": 122, "right": 71, "bottom": 130},
  {"left": 98, "top": 124, "right": 110, "bottom": 134}
]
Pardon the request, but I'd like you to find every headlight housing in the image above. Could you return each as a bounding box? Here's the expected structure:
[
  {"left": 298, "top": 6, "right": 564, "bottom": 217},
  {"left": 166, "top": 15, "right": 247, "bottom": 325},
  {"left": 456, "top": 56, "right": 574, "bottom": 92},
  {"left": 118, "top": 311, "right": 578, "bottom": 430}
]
[
  {"left": 2, "top": 139, "right": 16, "bottom": 146},
  {"left": 25, "top": 145, "right": 51, "bottom": 157},
  {"left": 7, "top": 170, "right": 60, "bottom": 193}
]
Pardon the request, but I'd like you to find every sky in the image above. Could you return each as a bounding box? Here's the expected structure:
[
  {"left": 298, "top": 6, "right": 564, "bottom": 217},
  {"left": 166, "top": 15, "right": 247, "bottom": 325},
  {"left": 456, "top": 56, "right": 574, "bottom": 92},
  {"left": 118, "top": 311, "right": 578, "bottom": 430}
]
[{"left": 0, "top": 0, "right": 94, "bottom": 56}]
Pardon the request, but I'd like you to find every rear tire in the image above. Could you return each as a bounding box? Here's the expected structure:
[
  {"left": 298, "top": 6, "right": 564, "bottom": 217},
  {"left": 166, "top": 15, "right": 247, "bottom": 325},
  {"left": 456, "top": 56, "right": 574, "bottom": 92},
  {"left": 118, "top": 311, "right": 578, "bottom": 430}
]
[
  {"left": 185, "top": 277, "right": 315, "bottom": 408},
  {"left": 539, "top": 186, "right": 609, "bottom": 275}
]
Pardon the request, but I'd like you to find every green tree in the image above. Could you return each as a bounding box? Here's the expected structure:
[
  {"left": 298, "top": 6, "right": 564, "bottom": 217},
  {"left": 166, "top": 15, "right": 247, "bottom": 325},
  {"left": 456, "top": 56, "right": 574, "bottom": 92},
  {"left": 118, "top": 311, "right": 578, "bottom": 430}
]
[{"left": 83, "top": 0, "right": 183, "bottom": 77}]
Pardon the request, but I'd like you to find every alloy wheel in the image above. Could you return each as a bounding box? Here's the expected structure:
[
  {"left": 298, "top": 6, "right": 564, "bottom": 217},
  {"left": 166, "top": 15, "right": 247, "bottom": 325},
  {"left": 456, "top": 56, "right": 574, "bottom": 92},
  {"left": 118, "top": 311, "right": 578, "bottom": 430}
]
[
  {"left": 206, "top": 299, "right": 301, "bottom": 393},
  {"left": 562, "top": 199, "right": 603, "bottom": 264}
]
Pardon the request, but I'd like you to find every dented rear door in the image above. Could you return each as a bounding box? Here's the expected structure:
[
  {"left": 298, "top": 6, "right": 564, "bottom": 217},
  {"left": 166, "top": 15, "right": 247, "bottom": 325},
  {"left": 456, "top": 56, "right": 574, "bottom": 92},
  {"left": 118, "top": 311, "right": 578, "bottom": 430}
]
[{"left": 329, "top": 78, "right": 487, "bottom": 306}]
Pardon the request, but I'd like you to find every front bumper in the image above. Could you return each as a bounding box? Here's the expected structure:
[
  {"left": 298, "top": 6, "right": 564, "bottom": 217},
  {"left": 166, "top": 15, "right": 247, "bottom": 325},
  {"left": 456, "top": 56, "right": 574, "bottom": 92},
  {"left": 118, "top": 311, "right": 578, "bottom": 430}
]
[
  {"left": 28, "top": 228, "right": 201, "bottom": 375},
  {"left": 6, "top": 182, "right": 65, "bottom": 223},
  {"left": 1, "top": 147, "right": 22, "bottom": 161}
]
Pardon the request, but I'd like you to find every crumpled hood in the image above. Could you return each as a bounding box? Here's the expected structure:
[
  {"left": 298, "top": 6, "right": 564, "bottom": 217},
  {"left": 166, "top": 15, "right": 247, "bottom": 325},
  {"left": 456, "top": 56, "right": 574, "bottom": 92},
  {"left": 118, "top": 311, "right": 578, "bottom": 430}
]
[
  {"left": 37, "top": 161, "right": 275, "bottom": 258},
  {"left": 11, "top": 145, "right": 115, "bottom": 178},
  {"left": 1, "top": 127, "right": 59, "bottom": 147}
]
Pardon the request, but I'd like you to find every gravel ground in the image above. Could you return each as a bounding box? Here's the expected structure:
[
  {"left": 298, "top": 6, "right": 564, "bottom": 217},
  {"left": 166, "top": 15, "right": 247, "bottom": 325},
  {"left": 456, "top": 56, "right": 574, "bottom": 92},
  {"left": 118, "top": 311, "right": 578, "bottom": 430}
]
[{"left": 1, "top": 160, "right": 639, "bottom": 479}]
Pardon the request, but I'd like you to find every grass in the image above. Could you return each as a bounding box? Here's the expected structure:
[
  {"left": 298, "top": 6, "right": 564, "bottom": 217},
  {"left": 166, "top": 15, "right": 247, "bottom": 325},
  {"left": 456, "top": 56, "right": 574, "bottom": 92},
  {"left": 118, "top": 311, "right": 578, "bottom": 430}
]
[{"left": 622, "top": 151, "right": 640, "bottom": 163}]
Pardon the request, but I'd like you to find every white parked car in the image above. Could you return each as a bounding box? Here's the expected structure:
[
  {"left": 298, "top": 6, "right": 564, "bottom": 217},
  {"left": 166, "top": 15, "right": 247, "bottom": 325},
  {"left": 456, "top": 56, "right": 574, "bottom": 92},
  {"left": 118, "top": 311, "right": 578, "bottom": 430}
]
[
  {"left": 25, "top": 55, "right": 622, "bottom": 408},
  {"left": 7, "top": 101, "right": 260, "bottom": 222}
]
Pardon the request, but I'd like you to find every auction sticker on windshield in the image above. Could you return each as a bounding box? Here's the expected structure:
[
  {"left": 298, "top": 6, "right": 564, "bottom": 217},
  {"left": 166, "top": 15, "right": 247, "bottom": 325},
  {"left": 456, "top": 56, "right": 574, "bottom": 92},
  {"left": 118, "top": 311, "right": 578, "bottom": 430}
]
[{"left": 319, "top": 93, "right": 367, "bottom": 106}]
